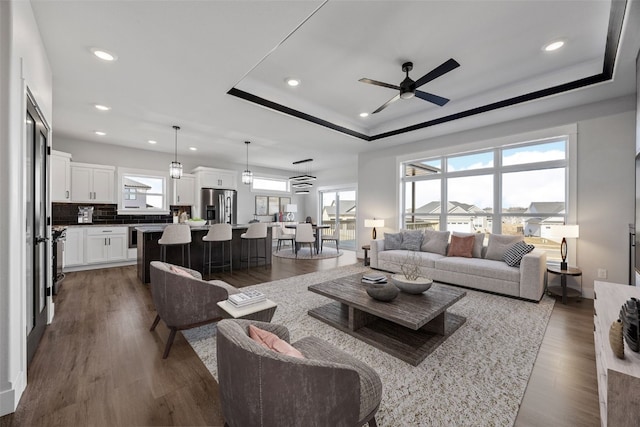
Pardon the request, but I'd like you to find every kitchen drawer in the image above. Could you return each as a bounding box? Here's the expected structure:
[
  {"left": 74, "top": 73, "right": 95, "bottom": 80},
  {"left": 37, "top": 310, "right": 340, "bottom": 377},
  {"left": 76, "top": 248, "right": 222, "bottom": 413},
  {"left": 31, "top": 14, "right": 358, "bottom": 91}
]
[{"left": 86, "top": 227, "right": 127, "bottom": 236}]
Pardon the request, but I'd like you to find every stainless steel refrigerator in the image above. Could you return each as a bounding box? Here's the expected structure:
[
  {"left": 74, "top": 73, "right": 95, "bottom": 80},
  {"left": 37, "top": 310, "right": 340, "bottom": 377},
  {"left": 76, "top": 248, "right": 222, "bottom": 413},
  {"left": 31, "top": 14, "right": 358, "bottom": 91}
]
[{"left": 201, "top": 188, "right": 237, "bottom": 224}]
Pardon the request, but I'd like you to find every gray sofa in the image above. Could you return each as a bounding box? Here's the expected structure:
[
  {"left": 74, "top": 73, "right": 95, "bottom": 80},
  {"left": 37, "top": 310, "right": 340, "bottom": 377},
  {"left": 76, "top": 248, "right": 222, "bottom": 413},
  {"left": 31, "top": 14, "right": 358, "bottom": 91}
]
[{"left": 370, "top": 233, "right": 547, "bottom": 301}]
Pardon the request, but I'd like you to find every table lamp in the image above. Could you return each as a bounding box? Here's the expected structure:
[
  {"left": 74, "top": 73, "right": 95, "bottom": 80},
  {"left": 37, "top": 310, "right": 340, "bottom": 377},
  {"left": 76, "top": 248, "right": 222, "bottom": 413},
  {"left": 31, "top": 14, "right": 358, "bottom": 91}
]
[
  {"left": 285, "top": 204, "right": 297, "bottom": 222},
  {"left": 541, "top": 224, "right": 580, "bottom": 270},
  {"left": 364, "top": 218, "right": 384, "bottom": 240}
]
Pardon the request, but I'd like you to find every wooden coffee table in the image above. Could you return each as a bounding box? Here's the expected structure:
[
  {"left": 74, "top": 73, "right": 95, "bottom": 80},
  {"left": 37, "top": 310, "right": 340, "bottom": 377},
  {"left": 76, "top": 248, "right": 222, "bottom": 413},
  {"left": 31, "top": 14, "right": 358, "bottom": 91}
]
[{"left": 308, "top": 273, "right": 466, "bottom": 366}]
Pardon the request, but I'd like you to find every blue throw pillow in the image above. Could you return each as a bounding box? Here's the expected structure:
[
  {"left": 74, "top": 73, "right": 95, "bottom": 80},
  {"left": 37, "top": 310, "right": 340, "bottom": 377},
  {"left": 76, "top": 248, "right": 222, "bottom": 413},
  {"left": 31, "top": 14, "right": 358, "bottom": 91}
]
[{"left": 384, "top": 232, "right": 403, "bottom": 250}]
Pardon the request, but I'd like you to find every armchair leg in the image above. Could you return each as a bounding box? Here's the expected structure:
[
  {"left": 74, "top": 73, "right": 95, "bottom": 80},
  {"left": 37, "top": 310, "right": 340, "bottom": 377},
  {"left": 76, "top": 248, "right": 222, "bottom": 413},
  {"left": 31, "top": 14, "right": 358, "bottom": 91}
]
[
  {"left": 369, "top": 416, "right": 378, "bottom": 427},
  {"left": 163, "top": 328, "right": 177, "bottom": 359},
  {"left": 150, "top": 314, "right": 161, "bottom": 331}
]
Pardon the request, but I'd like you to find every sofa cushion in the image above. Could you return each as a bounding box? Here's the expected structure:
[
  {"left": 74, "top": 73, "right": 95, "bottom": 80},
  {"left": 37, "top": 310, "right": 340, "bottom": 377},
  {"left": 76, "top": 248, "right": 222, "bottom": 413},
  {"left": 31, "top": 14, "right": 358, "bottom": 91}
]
[
  {"left": 503, "top": 241, "right": 535, "bottom": 267},
  {"left": 447, "top": 234, "right": 475, "bottom": 258},
  {"left": 401, "top": 230, "right": 423, "bottom": 251},
  {"left": 485, "top": 234, "right": 523, "bottom": 261},
  {"left": 452, "top": 232, "right": 485, "bottom": 258},
  {"left": 435, "top": 257, "right": 521, "bottom": 282},
  {"left": 249, "top": 325, "right": 305, "bottom": 359},
  {"left": 421, "top": 229, "right": 450, "bottom": 255},
  {"left": 384, "top": 232, "right": 403, "bottom": 250}
]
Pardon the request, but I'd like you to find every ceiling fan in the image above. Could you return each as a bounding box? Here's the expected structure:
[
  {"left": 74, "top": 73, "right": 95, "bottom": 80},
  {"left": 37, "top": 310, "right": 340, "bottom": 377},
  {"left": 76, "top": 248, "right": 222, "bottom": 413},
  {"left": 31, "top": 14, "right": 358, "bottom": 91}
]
[{"left": 359, "top": 58, "right": 460, "bottom": 114}]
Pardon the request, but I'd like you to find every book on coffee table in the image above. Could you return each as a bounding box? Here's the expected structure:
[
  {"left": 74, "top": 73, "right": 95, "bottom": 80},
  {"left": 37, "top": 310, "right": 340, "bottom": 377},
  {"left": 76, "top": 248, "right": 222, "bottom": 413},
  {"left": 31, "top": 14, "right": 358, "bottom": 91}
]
[
  {"left": 228, "top": 290, "right": 266, "bottom": 307},
  {"left": 362, "top": 273, "right": 387, "bottom": 284}
]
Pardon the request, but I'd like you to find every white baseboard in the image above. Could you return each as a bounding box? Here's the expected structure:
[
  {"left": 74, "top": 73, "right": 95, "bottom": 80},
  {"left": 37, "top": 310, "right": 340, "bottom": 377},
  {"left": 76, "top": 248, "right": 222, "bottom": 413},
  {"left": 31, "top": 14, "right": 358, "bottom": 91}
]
[
  {"left": 0, "top": 370, "right": 26, "bottom": 417},
  {"left": 64, "top": 259, "right": 136, "bottom": 272}
]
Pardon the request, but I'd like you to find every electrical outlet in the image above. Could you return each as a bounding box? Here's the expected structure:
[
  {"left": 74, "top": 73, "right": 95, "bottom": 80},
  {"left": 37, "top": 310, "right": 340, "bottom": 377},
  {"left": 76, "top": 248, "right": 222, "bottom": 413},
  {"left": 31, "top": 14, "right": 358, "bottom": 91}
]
[{"left": 597, "top": 268, "right": 608, "bottom": 279}]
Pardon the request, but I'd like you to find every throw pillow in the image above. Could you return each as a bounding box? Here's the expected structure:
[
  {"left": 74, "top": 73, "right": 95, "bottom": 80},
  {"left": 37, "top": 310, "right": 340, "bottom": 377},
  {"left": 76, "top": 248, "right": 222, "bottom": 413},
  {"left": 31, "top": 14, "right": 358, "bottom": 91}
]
[
  {"left": 384, "top": 232, "right": 403, "bottom": 250},
  {"left": 421, "top": 229, "right": 450, "bottom": 255},
  {"left": 169, "top": 265, "right": 192, "bottom": 277},
  {"left": 401, "top": 230, "right": 423, "bottom": 251},
  {"left": 485, "top": 234, "right": 523, "bottom": 261},
  {"left": 503, "top": 241, "right": 535, "bottom": 267},
  {"left": 447, "top": 235, "right": 475, "bottom": 258},
  {"left": 248, "top": 325, "right": 305, "bottom": 359},
  {"left": 452, "top": 232, "right": 485, "bottom": 258}
]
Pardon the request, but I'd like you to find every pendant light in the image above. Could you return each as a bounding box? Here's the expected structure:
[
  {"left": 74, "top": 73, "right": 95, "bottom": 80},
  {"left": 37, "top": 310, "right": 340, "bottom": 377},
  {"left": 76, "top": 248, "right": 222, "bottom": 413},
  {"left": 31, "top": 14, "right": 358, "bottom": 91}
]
[
  {"left": 169, "top": 125, "right": 182, "bottom": 179},
  {"left": 242, "top": 141, "right": 253, "bottom": 185}
]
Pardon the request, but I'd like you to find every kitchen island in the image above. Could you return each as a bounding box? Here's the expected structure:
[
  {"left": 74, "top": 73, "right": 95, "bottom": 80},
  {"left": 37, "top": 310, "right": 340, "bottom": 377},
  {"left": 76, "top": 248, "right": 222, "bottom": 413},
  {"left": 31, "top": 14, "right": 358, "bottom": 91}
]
[{"left": 136, "top": 224, "right": 273, "bottom": 283}]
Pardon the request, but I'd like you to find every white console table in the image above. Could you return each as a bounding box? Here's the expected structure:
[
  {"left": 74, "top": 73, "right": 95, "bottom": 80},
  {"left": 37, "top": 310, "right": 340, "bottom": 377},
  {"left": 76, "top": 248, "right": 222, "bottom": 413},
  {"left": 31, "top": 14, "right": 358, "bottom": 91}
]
[{"left": 594, "top": 281, "right": 640, "bottom": 426}]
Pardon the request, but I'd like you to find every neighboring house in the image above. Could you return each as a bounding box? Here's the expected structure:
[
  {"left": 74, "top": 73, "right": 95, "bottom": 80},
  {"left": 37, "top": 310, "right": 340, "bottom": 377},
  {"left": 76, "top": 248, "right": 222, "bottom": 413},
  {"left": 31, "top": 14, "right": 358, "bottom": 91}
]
[
  {"left": 408, "top": 201, "right": 489, "bottom": 233},
  {"left": 123, "top": 178, "right": 152, "bottom": 209},
  {"left": 322, "top": 200, "right": 356, "bottom": 223},
  {"left": 523, "top": 202, "right": 566, "bottom": 237}
]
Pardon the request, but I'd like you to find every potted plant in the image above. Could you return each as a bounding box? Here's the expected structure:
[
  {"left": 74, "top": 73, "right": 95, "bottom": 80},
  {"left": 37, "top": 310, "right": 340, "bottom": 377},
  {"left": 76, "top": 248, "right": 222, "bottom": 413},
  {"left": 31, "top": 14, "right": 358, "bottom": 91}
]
[{"left": 391, "top": 251, "right": 433, "bottom": 294}]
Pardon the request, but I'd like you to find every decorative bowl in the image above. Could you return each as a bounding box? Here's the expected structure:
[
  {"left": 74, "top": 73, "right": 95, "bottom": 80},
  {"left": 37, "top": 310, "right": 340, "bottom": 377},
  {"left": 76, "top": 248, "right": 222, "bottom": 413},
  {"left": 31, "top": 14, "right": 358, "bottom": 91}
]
[
  {"left": 186, "top": 219, "right": 207, "bottom": 227},
  {"left": 391, "top": 274, "right": 433, "bottom": 294},
  {"left": 365, "top": 282, "right": 399, "bottom": 302}
]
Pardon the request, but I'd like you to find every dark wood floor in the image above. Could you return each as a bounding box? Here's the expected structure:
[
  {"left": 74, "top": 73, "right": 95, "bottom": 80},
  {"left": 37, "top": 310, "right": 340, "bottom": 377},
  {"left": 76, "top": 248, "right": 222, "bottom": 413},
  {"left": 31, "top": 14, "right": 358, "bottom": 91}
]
[{"left": 1, "top": 252, "right": 600, "bottom": 426}]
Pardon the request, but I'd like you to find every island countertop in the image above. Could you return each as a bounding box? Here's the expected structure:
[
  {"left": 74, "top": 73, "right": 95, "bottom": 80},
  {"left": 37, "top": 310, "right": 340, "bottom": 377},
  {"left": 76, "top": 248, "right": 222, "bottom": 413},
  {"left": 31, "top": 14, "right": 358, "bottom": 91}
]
[{"left": 135, "top": 223, "right": 279, "bottom": 233}]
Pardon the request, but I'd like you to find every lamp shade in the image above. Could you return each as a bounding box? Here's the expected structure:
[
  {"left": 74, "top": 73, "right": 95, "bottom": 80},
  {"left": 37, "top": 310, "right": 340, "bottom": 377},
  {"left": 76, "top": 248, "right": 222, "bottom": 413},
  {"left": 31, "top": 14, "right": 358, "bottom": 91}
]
[
  {"left": 541, "top": 224, "right": 580, "bottom": 239},
  {"left": 285, "top": 204, "right": 297, "bottom": 213},
  {"left": 364, "top": 219, "right": 384, "bottom": 228}
]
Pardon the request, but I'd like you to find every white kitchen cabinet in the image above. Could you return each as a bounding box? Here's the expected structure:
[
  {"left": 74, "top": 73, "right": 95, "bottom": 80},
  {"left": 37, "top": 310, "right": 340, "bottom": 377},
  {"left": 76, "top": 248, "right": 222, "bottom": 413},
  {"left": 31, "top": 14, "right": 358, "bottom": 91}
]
[
  {"left": 193, "top": 166, "right": 237, "bottom": 190},
  {"left": 64, "top": 227, "right": 85, "bottom": 266},
  {"left": 173, "top": 173, "right": 195, "bottom": 206},
  {"left": 85, "top": 227, "right": 127, "bottom": 264},
  {"left": 70, "top": 162, "right": 115, "bottom": 203},
  {"left": 51, "top": 150, "right": 72, "bottom": 202}
]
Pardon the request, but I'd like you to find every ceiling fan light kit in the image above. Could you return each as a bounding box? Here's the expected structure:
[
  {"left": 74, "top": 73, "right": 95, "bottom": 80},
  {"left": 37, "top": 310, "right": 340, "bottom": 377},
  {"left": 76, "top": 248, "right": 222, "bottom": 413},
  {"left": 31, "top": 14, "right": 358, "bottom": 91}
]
[{"left": 359, "top": 58, "right": 460, "bottom": 114}]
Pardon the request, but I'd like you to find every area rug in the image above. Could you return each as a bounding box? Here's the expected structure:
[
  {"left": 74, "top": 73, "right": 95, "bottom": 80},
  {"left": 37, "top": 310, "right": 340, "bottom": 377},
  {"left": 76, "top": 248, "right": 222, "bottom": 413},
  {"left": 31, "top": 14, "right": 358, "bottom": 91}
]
[
  {"left": 272, "top": 246, "right": 343, "bottom": 259},
  {"left": 184, "top": 265, "right": 555, "bottom": 426}
]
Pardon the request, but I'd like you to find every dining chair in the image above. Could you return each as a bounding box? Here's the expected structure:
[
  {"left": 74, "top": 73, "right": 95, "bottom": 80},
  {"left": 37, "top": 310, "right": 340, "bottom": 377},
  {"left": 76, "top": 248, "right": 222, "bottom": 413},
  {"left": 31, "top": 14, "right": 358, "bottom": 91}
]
[
  {"left": 276, "top": 225, "right": 295, "bottom": 253},
  {"left": 295, "top": 223, "right": 315, "bottom": 258},
  {"left": 321, "top": 227, "right": 340, "bottom": 253}
]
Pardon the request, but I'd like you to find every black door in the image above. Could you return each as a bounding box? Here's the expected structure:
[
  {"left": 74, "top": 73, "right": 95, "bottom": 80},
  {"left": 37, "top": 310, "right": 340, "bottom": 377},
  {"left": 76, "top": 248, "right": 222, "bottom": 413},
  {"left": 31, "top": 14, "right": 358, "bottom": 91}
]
[{"left": 26, "top": 94, "right": 49, "bottom": 365}]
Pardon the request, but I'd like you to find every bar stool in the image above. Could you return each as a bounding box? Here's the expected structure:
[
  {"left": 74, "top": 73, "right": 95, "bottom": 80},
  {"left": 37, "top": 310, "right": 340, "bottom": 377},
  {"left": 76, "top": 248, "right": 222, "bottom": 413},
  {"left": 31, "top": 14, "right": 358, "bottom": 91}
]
[
  {"left": 202, "top": 223, "right": 233, "bottom": 275},
  {"left": 158, "top": 224, "right": 192, "bottom": 268},
  {"left": 240, "top": 222, "right": 268, "bottom": 270}
]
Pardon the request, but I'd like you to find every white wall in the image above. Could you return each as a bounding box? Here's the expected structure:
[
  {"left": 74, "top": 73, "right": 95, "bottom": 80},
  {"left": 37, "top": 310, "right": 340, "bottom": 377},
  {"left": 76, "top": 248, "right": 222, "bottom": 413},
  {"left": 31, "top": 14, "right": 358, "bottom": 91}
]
[
  {"left": 358, "top": 95, "right": 636, "bottom": 299},
  {"left": 53, "top": 137, "right": 306, "bottom": 224},
  {"left": 0, "top": 0, "right": 53, "bottom": 416}
]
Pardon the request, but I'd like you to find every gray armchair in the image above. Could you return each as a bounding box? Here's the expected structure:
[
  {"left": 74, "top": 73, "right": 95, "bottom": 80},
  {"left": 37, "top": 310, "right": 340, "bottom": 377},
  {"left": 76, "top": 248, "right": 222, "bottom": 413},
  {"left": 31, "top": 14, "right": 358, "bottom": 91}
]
[
  {"left": 149, "top": 261, "right": 240, "bottom": 358},
  {"left": 216, "top": 319, "right": 382, "bottom": 427}
]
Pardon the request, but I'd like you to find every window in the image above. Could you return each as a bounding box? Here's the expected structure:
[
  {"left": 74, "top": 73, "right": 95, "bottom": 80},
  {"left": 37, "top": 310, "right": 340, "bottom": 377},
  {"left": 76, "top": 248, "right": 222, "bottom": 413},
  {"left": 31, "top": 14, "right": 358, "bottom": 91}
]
[
  {"left": 117, "top": 168, "right": 169, "bottom": 214},
  {"left": 402, "top": 137, "right": 569, "bottom": 261},
  {"left": 251, "top": 176, "right": 290, "bottom": 193}
]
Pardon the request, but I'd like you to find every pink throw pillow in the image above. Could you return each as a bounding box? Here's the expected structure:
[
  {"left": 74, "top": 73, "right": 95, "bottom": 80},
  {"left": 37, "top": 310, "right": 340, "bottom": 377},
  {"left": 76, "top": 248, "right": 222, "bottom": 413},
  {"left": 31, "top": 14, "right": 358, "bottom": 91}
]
[
  {"left": 447, "top": 235, "right": 475, "bottom": 258},
  {"left": 169, "top": 265, "right": 192, "bottom": 277},
  {"left": 248, "top": 325, "right": 305, "bottom": 359}
]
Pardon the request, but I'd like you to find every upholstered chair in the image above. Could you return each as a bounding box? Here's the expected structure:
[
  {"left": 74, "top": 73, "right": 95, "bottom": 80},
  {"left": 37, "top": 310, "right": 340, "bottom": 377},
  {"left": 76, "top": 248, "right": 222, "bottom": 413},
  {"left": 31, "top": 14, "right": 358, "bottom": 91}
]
[
  {"left": 276, "top": 225, "right": 295, "bottom": 253},
  {"left": 321, "top": 227, "right": 340, "bottom": 253},
  {"left": 157, "top": 223, "right": 192, "bottom": 268},
  {"left": 202, "top": 223, "right": 233, "bottom": 275},
  {"left": 149, "top": 261, "right": 240, "bottom": 358},
  {"left": 295, "top": 223, "right": 315, "bottom": 258},
  {"left": 240, "top": 222, "right": 268, "bottom": 269},
  {"left": 216, "top": 319, "right": 382, "bottom": 427}
]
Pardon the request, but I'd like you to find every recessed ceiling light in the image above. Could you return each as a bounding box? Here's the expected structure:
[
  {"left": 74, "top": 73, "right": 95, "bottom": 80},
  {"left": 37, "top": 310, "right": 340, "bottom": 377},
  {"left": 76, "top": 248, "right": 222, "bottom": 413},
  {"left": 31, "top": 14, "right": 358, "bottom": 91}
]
[
  {"left": 359, "top": 112, "right": 369, "bottom": 118},
  {"left": 94, "top": 131, "right": 106, "bottom": 136},
  {"left": 148, "top": 140, "right": 157, "bottom": 144},
  {"left": 90, "top": 48, "right": 117, "bottom": 61},
  {"left": 94, "top": 104, "right": 111, "bottom": 111},
  {"left": 285, "top": 78, "right": 300, "bottom": 87},
  {"left": 543, "top": 40, "right": 565, "bottom": 52},
  {"left": 189, "top": 147, "right": 197, "bottom": 151}
]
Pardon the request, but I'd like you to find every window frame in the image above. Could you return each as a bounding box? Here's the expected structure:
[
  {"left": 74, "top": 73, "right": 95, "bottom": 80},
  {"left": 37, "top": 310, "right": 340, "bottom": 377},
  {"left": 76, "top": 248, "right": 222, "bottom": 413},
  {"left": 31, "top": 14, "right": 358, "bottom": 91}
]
[
  {"left": 400, "top": 130, "right": 577, "bottom": 263},
  {"left": 250, "top": 175, "right": 291, "bottom": 194},
  {"left": 117, "top": 167, "right": 170, "bottom": 215}
]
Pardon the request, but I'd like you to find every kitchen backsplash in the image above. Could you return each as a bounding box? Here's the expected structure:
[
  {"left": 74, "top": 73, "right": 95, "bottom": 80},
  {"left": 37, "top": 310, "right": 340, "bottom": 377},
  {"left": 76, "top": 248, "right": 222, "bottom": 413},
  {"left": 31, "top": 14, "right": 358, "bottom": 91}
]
[{"left": 52, "top": 203, "right": 192, "bottom": 226}]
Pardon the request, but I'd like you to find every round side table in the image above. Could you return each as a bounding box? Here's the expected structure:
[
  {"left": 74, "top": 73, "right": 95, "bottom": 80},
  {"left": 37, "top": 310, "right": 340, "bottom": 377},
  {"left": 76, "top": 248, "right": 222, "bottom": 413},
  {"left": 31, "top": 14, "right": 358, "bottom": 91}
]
[{"left": 546, "top": 265, "right": 582, "bottom": 304}]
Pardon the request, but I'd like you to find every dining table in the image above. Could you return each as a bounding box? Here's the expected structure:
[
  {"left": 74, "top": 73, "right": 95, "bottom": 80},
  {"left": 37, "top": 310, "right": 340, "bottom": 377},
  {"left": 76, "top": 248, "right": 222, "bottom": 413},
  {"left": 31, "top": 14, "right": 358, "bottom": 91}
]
[{"left": 285, "top": 223, "right": 330, "bottom": 254}]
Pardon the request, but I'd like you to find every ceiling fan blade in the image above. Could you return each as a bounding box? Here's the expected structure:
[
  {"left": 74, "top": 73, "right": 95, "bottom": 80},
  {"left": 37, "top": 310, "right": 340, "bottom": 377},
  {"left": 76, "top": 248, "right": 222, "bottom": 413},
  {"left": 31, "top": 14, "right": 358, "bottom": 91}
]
[
  {"left": 372, "top": 94, "right": 400, "bottom": 114},
  {"left": 415, "top": 90, "right": 450, "bottom": 107},
  {"left": 414, "top": 58, "right": 460, "bottom": 89},
  {"left": 359, "top": 78, "right": 401, "bottom": 91}
]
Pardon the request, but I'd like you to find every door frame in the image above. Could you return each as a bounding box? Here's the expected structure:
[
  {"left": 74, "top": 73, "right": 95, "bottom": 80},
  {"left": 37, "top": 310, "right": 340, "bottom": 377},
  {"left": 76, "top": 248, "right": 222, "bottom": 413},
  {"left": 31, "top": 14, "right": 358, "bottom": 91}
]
[{"left": 317, "top": 184, "right": 358, "bottom": 250}]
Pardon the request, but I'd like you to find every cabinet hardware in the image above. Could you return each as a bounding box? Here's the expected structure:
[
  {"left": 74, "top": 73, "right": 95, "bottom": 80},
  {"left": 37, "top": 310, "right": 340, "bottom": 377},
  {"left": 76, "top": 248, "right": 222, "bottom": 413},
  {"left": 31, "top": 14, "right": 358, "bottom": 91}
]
[{"left": 65, "top": 190, "right": 69, "bottom": 199}]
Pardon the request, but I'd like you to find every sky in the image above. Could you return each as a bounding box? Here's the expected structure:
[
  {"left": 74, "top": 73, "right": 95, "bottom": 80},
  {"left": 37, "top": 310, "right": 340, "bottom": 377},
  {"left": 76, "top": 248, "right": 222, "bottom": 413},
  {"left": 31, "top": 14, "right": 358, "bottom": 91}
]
[{"left": 407, "top": 140, "right": 566, "bottom": 210}]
